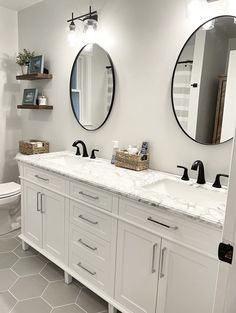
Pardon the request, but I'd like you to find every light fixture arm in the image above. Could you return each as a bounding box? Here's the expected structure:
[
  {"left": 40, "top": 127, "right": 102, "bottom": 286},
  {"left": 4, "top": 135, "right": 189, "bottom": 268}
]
[{"left": 67, "top": 6, "right": 98, "bottom": 23}]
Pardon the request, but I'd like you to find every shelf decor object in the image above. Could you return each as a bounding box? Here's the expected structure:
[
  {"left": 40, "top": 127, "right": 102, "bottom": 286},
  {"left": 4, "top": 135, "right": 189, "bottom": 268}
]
[
  {"left": 16, "top": 73, "right": 53, "bottom": 80},
  {"left": 17, "top": 105, "right": 53, "bottom": 110},
  {"left": 29, "top": 55, "right": 44, "bottom": 74},
  {"left": 19, "top": 140, "right": 49, "bottom": 155},
  {"left": 16, "top": 49, "right": 35, "bottom": 75},
  {"left": 22, "top": 88, "right": 38, "bottom": 105}
]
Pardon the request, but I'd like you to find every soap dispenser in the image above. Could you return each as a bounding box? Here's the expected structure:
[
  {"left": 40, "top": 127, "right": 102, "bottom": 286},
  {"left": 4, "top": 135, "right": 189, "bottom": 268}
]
[{"left": 111, "top": 141, "right": 119, "bottom": 164}]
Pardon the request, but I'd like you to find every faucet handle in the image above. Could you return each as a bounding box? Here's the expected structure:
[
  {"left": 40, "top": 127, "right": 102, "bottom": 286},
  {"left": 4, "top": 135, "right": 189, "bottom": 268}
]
[
  {"left": 177, "top": 165, "right": 189, "bottom": 181},
  {"left": 90, "top": 149, "right": 99, "bottom": 159},
  {"left": 212, "top": 174, "right": 229, "bottom": 188}
]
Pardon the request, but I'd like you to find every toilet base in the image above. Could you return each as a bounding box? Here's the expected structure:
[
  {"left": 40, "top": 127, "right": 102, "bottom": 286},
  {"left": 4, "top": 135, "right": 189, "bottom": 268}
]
[{"left": 0, "top": 207, "right": 21, "bottom": 235}]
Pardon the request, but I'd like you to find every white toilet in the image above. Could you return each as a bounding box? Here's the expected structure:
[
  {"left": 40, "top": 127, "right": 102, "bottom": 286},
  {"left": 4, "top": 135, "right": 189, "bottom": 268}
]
[{"left": 0, "top": 182, "right": 21, "bottom": 235}]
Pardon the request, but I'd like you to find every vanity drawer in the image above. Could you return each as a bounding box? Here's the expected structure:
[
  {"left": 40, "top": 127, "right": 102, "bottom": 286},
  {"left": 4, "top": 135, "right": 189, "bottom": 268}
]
[
  {"left": 24, "top": 165, "right": 66, "bottom": 193},
  {"left": 70, "top": 224, "right": 111, "bottom": 266},
  {"left": 70, "top": 181, "right": 112, "bottom": 212},
  {"left": 70, "top": 200, "right": 113, "bottom": 241},
  {"left": 70, "top": 250, "right": 111, "bottom": 294},
  {"left": 119, "top": 199, "right": 221, "bottom": 256}
]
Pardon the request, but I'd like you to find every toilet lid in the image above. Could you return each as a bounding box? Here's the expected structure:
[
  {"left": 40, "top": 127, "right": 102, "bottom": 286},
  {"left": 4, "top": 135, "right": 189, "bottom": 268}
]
[{"left": 0, "top": 182, "right": 21, "bottom": 199}]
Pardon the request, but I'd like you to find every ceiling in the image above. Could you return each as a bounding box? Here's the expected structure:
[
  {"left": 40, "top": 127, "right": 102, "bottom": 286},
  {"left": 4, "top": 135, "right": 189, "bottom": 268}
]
[{"left": 0, "top": 0, "right": 45, "bottom": 11}]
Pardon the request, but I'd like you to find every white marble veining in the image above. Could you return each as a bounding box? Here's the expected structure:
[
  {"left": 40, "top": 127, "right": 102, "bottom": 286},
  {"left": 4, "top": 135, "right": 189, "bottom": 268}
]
[{"left": 16, "top": 151, "right": 227, "bottom": 229}]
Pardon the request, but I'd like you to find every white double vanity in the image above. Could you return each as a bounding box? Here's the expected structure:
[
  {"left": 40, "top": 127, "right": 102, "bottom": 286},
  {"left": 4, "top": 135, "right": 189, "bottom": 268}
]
[{"left": 16, "top": 151, "right": 226, "bottom": 313}]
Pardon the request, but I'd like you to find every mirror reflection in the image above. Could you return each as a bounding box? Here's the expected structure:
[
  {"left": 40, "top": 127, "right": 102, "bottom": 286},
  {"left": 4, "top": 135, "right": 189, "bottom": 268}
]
[
  {"left": 172, "top": 15, "right": 236, "bottom": 145},
  {"left": 70, "top": 44, "right": 115, "bottom": 130}
]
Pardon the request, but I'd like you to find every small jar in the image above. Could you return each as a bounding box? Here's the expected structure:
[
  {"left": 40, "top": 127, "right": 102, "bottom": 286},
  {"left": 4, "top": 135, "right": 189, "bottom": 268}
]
[{"left": 38, "top": 96, "right": 47, "bottom": 106}]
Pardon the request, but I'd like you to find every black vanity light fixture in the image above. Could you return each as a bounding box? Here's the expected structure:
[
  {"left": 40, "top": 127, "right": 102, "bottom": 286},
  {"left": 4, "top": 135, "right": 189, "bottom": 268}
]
[{"left": 67, "top": 6, "right": 98, "bottom": 38}]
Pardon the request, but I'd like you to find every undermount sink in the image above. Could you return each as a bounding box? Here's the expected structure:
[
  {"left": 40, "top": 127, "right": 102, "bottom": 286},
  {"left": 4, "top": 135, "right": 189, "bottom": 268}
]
[
  {"left": 45, "top": 155, "right": 101, "bottom": 167},
  {"left": 144, "top": 178, "right": 227, "bottom": 207}
]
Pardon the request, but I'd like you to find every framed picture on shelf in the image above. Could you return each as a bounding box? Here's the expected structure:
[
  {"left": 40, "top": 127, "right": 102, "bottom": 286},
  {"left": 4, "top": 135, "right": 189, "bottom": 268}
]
[
  {"left": 29, "top": 55, "right": 44, "bottom": 74},
  {"left": 22, "top": 88, "right": 38, "bottom": 105}
]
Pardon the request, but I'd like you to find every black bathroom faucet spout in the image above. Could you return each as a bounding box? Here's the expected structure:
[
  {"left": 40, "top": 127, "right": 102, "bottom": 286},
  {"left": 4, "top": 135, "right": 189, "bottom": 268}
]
[
  {"left": 191, "top": 160, "right": 206, "bottom": 184},
  {"left": 72, "top": 140, "right": 89, "bottom": 157}
]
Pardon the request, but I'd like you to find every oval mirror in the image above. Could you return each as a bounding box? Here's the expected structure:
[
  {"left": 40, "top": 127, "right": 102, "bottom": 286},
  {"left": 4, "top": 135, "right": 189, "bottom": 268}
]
[
  {"left": 172, "top": 15, "right": 236, "bottom": 145},
  {"left": 70, "top": 44, "right": 115, "bottom": 131}
]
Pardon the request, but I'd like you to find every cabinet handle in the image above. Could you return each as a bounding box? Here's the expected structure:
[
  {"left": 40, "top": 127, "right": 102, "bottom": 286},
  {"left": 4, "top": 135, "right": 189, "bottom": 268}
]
[
  {"left": 35, "top": 174, "right": 49, "bottom": 182},
  {"left": 77, "top": 262, "right": 96, "bottom": 276},
  {"left": 78, "top": 239, "right": 97, "bottom": 251},
  {"left": 160, "top": 247, "right": 167, "bottom": 278},
  {"left": 36, "top": 192, "right": 41, "bottom": 212},
  {"left": 151, "top": 243, "right": 158, "bottom": 273},
  {"left": 40, "top": 193, "right": 45, "bottom": 213},
  {"left": 147, "top": 217, "right": 178, "bottom": 230},
  {"left": 79, "top": 191, "right": 99, "bottom": 200},
  {"left": 78, "top": 215, "right": 98, "bottom": 225}
]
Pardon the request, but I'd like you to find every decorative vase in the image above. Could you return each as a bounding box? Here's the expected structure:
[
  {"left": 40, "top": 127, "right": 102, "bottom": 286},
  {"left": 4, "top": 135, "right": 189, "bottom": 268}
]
[{"left": 21, "top": 65, "right": 28, "bottom": 75}]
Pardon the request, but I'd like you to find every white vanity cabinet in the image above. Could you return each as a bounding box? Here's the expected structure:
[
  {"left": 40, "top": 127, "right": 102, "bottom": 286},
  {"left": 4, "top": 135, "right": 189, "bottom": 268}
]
[
  {"left": 115, "top": 222, "right": 161, "bottom": 313},
  {"left": 22, "top": 167, "right": 66, "bottom": 263},
  {"left": 18, "top": 159, "right": 222, "bottom": 313},
  {"left": 156, "top": 239, "right": 218, "bottom": 313}
]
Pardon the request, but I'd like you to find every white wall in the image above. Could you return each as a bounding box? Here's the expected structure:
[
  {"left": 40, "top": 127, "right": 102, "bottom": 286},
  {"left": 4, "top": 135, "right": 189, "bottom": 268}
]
[
  {"left": 18, "top": 0, "right": 233, "bottom": 182},
  {"left": 0, "top": 6, "right": 20, "bottom": 183}
]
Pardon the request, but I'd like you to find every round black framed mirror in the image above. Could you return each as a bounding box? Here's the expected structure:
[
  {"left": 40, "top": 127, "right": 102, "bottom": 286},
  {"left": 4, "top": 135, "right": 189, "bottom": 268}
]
[
  {"left": 70, "top": 43, "right": 115, "bottom": 131},
  {"left": 172, "top": 15, "right": 236, "bottom": 145}
]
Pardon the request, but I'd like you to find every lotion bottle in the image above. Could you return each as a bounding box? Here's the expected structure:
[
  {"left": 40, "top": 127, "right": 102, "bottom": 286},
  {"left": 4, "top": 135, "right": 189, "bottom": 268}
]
[{"left": 111, "top": 141, "right": 119, "bottom": 164}]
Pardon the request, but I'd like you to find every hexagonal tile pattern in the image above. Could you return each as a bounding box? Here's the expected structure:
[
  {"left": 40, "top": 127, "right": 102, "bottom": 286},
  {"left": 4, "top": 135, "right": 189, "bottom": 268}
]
[
  {"left": 76, "top": 288, "right": 108, "bottom": 313},
  {"left": 0, "top": 232, "right": 108, "bottom": 312},
  {"left": 40, "top": 262, "right": 64, "bottom": 282},
  {"left": 0, "top": 252, "right": 18, "bottom": 269},
  {"left": 0, "top": 291, "right": 17, "bottom": 313},
  {"left": 0, "top": 269, "right": 18, "bottom": 291},
  {"left": 10, "top": 274, "right": 48, "bottom": 300},
  {"left": 11, "top": 297, "right": 51, "bottom": 313},
  {"left": 14, "top": 245, "right": 38, "bottom": 258},
  {"left": 0, "top": 238, "right": 19, "bottom": 252},
  {"left": 42, "top": 281, "right": 81, "bottom": 307},
  {"left": 12, "top": 255, "right": 45, "bottom": 276},
  {"left": 52, "top": 304, "right": 86, "bottom": 313}
]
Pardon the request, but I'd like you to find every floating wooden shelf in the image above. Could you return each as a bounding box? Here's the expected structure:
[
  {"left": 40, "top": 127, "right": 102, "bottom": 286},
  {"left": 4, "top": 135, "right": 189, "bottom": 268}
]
[
  {"left": 16, "top": 73, "right": 53, "bottom": 80},
  {"left": 17, "top": 105, "right": 53, "bottom": 110}
]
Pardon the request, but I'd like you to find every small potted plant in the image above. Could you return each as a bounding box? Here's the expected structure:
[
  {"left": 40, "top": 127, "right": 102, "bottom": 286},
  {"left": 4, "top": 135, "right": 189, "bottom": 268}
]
[{"left": 16, "top": 49, "right": 35, "bottom": 75}]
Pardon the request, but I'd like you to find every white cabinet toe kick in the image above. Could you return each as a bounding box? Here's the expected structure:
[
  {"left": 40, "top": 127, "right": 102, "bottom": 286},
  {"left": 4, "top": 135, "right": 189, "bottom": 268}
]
[{"left": 19, "top": 163, "right": 222, "bottom": 313}]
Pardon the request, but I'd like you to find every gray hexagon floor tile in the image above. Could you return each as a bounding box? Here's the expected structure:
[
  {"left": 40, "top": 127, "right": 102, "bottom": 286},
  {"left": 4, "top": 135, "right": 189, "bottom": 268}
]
[
  {"left": 10, "top": 274, "right": 48, "bottom": 300},
  {"left": 76, "top": 288, "right": 108, "bottom": 313},
  {"left": 0, "top": 291, "right": 17, "bottom": 313},
  {"left": 12, "top": 255, "right": 45, "bottom": 276},
  {"left": 52, "top": 304, "right": 86, "bottom": 313},
  {"left": 11, "top": 297, "right": 51, "bottom": 313},
  {"left": 0, "top": 238, "right": 19, "bottom": 252},
  {"left": 42, "top": 281, "right": 81, "bottom": 307},
  {"left": 0, "top": 269, "right": 18, "bottom": 291},
  {"left": 13, "top": 245, "right": 38, "bottom": 258},
  {"left": 40, "top": 262, "right": 64, "bottom": 281},
  {"left": 0, "top": 252, "right": 18, "bottom": 269}
]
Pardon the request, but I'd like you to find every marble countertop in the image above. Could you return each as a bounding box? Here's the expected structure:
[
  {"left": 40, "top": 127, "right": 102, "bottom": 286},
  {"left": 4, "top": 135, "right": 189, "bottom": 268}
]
[{"left": 16, "top": 151, "right": 227, "bottom": 229}]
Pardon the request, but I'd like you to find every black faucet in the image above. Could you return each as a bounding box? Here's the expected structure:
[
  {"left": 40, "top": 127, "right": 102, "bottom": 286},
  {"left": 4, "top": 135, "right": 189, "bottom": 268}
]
[
  {"left": 72, "top": 140, "right": 89, "bottom": 157},
  {"left": 191, "top": 160, "right": 206, "bottom": 184},
  {"left": 213, "top": 174, "right": 229, "bottom": 188}
]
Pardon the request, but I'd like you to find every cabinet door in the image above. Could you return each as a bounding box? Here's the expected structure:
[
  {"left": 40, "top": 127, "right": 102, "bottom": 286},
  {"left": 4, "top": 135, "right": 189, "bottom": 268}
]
[
  {"left": 42, "top": 189, "right": 65, "bottom": 262},
  {"left": 156, "top": 239, "right": 218, "bottom": 313},
  {"left": 23, "top": 182, "right": 43, "bottom": 247},
  {"left": 115, "top": 222, "right": 161, "bottom": 313}
]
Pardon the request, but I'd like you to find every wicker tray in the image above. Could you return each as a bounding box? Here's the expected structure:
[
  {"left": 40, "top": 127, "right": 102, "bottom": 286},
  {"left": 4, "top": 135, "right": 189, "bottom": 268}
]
[
  {"left": 19, "top": 140, "right": 49, "bottom": 155},
  {"left": 115, "top": 151, "right": 149, "bottom": 171}
]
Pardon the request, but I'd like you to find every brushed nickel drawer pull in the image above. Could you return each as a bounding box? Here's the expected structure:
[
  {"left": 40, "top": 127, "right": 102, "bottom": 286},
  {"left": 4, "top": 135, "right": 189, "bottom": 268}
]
[
  {"left": 151, "top": 243, "right": 158, "bottom": 273},
  {"left": 77, "top": 262, "right": 96, "bottom": 276},
  {"left": 35, "top": 175, "right": 49, "bottom": 182},
  {"left": 160, "top": 247, "right": 167, "bottom": 278},
  {"left": 78, "top": 215, "right": 98, "bottom": 225},
  {"left": 36, "top": 192, "right": 41, "bottom": 212},
  {"left": 79, "top": 191, "right": 99, "bottom": 200},
  {"left": 147, "top": 217, "right": 178, "bottom": 230},
  {"left": 78, "top": 239, "right": 97, "bottom": 251}
]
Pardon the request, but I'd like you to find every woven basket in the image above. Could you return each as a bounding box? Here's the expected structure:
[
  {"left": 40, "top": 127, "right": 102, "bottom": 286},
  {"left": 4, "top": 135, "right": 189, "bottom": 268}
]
[
  {"left": 115, "top": 151, "right": 149, "bottom": 171},
  {"left": 19, "top": 140, "right": 49, "bottom": 155}
]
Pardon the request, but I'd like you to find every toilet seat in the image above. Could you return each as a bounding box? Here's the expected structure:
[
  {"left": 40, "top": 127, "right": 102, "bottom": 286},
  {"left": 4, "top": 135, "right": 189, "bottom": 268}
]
[{"left": 0, "top": 182, "right": 21, "bottom": 199}]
